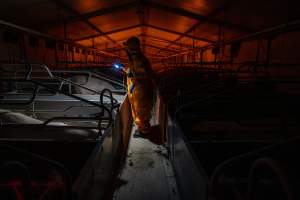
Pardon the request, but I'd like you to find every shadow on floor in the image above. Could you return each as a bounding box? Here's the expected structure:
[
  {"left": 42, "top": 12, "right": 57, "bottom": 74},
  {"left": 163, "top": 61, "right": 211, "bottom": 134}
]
[{"left": 134, "top": 125, "right": 163, "bottom": 145}]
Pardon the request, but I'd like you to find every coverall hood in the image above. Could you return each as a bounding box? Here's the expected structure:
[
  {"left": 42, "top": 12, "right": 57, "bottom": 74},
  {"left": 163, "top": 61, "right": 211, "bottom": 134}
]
[{"left": 123, "top": 36, "right": 141, "bottom": 55}]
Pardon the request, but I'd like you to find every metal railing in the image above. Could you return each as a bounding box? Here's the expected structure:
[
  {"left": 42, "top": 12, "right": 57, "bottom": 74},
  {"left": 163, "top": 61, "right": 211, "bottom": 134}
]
[{"left": 0, "top": 63, "right": 121, "bottom": 132}]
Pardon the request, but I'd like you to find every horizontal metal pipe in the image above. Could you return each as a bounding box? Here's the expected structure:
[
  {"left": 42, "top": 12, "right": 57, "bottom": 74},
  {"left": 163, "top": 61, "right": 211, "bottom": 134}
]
[
  {"left": 0, "top": 20, "right": 120, "bottom": 58},
  {"left": 164, "top": 19, "right": 300, "bottom": 59}
]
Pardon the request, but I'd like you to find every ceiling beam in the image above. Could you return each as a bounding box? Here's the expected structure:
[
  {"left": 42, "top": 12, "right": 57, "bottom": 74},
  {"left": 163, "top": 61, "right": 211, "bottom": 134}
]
[
  {"left": 164, "top": 19, "right": 300, "bottom": 59},
  {"left": 145, "top": 44, "right": 180, "bottom": 53},
  {"left": 43, "top": 1, "right": 253, "bottom": 34},
  {"left": 147, "top": 1, "right": 254, "bottom": 33},
  {"left": 107, "top": 47, "right": 170, "bottom": 56},
  {"left": 154, "top": 0, "right": 242, "bottom": 55},
  {"left": 74, "top": 24, "right": 215, "bottom": 43},
  {"left": 72, "top": 2, "right": 137, "bottom": 22},
  {"left": 49, "top": 0, "right": 118, "bottom": 45},
  {"left": 140, "top": 34, "right": 203, "bottom": 49},
  {"left": 146, "top": 24, "right": 215, "bottom": 43},
  {"left": 145, "top": 52, "right": 168, "bottom": 57},
  {"left": 74, "top": 24, "right": 141, "bottom": 41},
  {"left": 113, "top": 50, "right": 166, "bottom": 59},
  {"left": 106, "top": 43, "right": 179, "bottom": 53},
  {"left": 137, "top": 1, "right": 149, "bottom": 53},
  {"left": 37, "top": 2, "right": 138, "bottom": 30}
]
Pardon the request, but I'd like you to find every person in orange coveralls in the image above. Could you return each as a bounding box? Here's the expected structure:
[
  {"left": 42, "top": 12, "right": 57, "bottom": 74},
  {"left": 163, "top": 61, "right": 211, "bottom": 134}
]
[{"left": 123, "top": 36, "right": 155, "bottom": 135}]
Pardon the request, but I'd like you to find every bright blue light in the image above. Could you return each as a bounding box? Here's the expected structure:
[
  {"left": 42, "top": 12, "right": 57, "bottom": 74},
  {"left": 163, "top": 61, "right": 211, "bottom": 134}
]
[{"left": 113, "top": 61, "right": 123, "bottom": 70}]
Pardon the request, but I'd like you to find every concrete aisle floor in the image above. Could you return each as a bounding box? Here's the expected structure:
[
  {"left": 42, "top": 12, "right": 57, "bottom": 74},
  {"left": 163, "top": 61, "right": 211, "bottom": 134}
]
[{"left": 113, "top": 125, "right": 180, "bottom": 200}]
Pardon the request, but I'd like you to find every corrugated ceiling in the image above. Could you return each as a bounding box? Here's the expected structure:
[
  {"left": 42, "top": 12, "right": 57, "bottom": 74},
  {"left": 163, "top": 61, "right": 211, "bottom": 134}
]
[{"left": 0, "top": 0, "right": 299, "bottom": 60}]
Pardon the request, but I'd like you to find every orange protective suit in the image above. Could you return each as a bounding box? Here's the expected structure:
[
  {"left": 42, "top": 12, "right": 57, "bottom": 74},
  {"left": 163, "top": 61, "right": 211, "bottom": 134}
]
[{"left": 123, "top": 37, "right": 154, "bottom": 134}]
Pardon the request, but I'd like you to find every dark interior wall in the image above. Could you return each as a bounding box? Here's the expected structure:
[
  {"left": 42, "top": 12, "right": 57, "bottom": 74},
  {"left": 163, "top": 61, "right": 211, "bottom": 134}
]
[
  {"left": 0, "top": 30, "right": 21, "bottom": 62},
  {"left": 271, "top": 31, "right": 300, "bottom": 63}
]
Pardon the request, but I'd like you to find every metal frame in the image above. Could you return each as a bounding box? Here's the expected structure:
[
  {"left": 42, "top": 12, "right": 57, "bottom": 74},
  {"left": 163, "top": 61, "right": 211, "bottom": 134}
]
[
  {"left": 37, "top": 0, "right": 262, "bottom": 58},
  {"left": 0, "top": 64, "right": 119, "bottom": 131},
  {"left": 1, "top": 78, "right": 113, "bottom": 130},
  {"left": 0, "top": 97, "right": 128, "bottom": 199},
  {"left": 49, "top": 0, "right": 119, "bottom": 46},
  {"left": 0, "top": 144, "right": 73, "bottom": 199},
  {"left": 108, "top": 43, "right": 180, "bottom": 54},
  {"left": 164, "top": 19, "right": 300, "bottom": 60},
  {"left": 7, "top": 63, "right": 125, "bottom": 97},
  {"left": 0, "top": 19, "right": 119, "bottom": 59},
  {"left": 74, "top": 23, "right": 215, "bottom": 43},
  {"left": 74, "top": 24, "right": 141, "bottom": 41},
  {"left": 44, "top": 0, "right": 252, "bottom": 45},
  {"left": 166, "top": 113, "right": 209, "bottom": 200},
  {"left": 139, "top": 34, "right": 202, "bottom": 50},
  {"left": 148, "top": 1, "right": 254, "bottom": 33},
  {"left": 38, "top": 2, "right": 138, "bottom": 30}
]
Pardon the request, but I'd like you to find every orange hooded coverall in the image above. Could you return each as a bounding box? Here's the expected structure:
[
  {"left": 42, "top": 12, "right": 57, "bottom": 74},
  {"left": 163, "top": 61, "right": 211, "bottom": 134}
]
[{"left": 123, "top": 37, "right": 154, "bottom": 134}]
